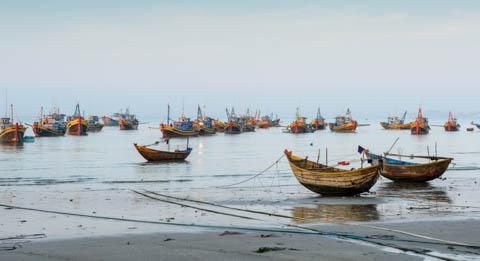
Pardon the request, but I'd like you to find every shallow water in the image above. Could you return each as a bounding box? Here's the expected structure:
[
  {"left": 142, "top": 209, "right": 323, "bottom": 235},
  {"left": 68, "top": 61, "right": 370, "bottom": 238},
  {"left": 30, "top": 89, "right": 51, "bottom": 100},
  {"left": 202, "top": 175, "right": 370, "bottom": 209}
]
[{"left": 1, "top": 119, "right": 480, "bottom": 238}]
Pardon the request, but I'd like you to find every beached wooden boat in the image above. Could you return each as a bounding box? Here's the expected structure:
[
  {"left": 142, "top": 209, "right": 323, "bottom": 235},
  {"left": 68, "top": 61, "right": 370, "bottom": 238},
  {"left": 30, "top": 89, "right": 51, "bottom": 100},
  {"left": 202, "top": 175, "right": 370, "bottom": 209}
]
[
  {"left": 0, "top": 106, "right": 26, "bottom": 144},
  {"left": 411, "top": 108, "right": 430, "bottom": 135},
  {"left": 32, "top": 107, "right": 66, "bottom": 137},
  {"left": 284, "top": 150, "right": 379, "bottom": 196},
  {"left": 444, "top": 112, "right": 460, "bottom": 131},
  {"left": 380, "top": 111, "right": 412, "bottom": 130},
  {"left": 134, "top": 143, "right": 192, "bottom": 162},
  {"left": 311, "top": 108, "right": 326, "bottom": 130},
  {"left": 361, "top": 147, "right": 453, "bottom": 182},
  {"left": 329, "top": 109, "right": 357, "bottom": 133},
  {"left": 66, "top": 104, "right": 88, "bottom": 136}
]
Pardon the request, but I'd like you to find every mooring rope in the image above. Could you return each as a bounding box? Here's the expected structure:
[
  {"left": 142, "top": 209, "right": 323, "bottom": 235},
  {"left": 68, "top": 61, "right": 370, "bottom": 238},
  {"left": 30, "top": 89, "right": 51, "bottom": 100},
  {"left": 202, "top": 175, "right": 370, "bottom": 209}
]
[{"left": 215, "top": 154, "right": 285, "bottom": 188}]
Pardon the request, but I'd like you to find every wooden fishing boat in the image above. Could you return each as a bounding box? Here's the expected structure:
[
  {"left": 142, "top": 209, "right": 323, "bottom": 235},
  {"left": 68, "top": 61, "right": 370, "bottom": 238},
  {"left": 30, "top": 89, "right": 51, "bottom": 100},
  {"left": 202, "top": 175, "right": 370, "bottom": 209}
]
[
  {"left": 411, "top": 107, "right": 430, "bottom": 135},
  {"left": 444, "top": 112, "right": 460, "bottom": 131},
  {"left": 224, "top": 121, "right": 242, "bottom": 134},
  {"left": 380, "top": 111, "right": 412, "bottom": 130},
  {"left": 243, "top": 120, "right": 256, "bottom": 132},
  {"left": 284, "top": 150, "right": 379, "bottom": 196},
  {"left": 87, "top": 116, "right": 104, "bottom": 132},
  {"left": 119, "top": 109, "right": 139, "bottom": 130},
  {"left": 101, "top": 114, "right": 120, "bottom": 126},
  {"left": 66, "top": 104, "right": 88, "bottom": 136},
  {"left": 134, "top": 142, "right": 192, "bottom": 162},
  {"left": 194, "top": 106, "right": 217, "bottom": 136},
  {"left": 311, "top": 108, "right": 326, "bottom": 130},
  {"left": 329, "top": 109, "right": 357, "bottom": 133},
  {"left": 0, "top": 106, "right": 26, "bottom": 145},
  {"left": 213, "top": 120, "right": 226, "bottom": 132},
  {"left": 32, "top": 107, "right": 66, "bottom": 137},
  {"left": 288, "top": 108, "right": 312, "bottom": 134},
  {"left": 361, "top": 148, "right": 452, "bottom": 182}
]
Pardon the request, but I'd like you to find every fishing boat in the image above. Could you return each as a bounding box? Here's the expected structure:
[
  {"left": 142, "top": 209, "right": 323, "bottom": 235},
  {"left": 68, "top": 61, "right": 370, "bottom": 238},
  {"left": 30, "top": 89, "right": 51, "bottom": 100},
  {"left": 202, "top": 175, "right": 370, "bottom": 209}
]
[
  {"left": 239, "top": 109, "right": 256, "bottom": 132},
  {"left": 311, "top": 108, "right": 326, "bottom": 130},
  {"left": 380, "top": 111, "right": 411, "bottom": 130},
  {"left": 257, "top": 113, "right": 280, "bottom": 129},
  {"left": 444, "top": 112, "right": 460, "bottom": 131},
  {"left": 410, "top": 108, "right": 430, "bottom": 135},
  {"left": 284, "top": 150, "right": 379, "bottom": 196},
  {"left": 288, "top": 108, "right": 312, "bottom": 134},
  {"left": 473, "top": 122, "right": 480, "bottom": 130},
  {"left": 160, "top": 104, "right": 199, "bottom": 138},
  {"left": 359, "top": 146, "right": 452, "bottom": 182},
  {"left": 101, "top": 112, "right": 123, "bottom": 126},
  {"left": 213, "top": 120, "right": 226, "bottom": 132},
  {"left": 224, "top": 107, "right": 243, "bottom": 134},
  {"left": 32, "top": 107, "right": 67, "bottom": 137},
  {"left": 194, "top": 106, "right": 217, "bottom": 135},
  {"left": 329, "top": 109, "right": 357, "bottom": 133},
  {"left": 0, "top": 105, "right": 26, "bottom": 144},
  {"left": 134, "top": 139, "right": 192, "bottom": 162},
  {"left": 119, "top": 109, "right": 139, "bottom": 130},
  {"left": 87, "top": 116, "right": 104, "bottom": 132},
  {"left": 66, "top": 103, "right": 88, "bottom": 136}
]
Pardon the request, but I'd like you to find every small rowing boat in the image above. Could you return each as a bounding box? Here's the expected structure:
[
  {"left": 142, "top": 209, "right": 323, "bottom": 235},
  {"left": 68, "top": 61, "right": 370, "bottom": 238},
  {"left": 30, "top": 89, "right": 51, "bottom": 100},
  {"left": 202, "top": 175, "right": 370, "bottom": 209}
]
[
  {"left": 284, "top": 150, "right": 379, "bottom": 196},
  {"left": 134, "top": 140, "right": 192, "bottom": 162}
]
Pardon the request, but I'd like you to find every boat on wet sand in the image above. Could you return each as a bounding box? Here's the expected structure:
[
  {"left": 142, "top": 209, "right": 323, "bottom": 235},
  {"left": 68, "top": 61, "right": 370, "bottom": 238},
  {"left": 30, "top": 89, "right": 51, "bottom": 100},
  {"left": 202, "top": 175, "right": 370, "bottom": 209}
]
[
  {"left": 284, "top": 150, "right": 379, "bottom": 196},
  {"left": 360, "top": 146, "right": 453, "bottom": 182},
  {"left": 329, "top": 109, "right": 357, "bottom": 133},
  {"left": 134, "top": 140, "right": 192, "bottom": 162},
  {"left": 66, "top": 103, "right": 88, "bottom": 136},
  {"left": 380, "top": 111, "right": 412, "bottom": 130}
]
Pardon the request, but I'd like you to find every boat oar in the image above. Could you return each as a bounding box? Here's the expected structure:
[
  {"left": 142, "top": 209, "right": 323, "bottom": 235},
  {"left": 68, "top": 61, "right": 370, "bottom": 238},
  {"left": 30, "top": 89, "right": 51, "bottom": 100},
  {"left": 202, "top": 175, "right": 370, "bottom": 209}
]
[
  {"left": 143, "top": 141, "right": 160, "bottom": 147},
  {"left": 385, "top": 137, "right": 400, "bottom": 154}
]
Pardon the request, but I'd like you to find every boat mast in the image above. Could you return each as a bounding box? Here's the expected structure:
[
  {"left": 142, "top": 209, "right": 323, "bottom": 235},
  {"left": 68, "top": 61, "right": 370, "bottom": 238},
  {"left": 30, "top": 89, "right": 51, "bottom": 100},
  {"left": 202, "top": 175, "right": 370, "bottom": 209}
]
[
  {"left": 401, "top": 110, "right": 407, "bottom": 123},
  {"left": 167, "top": 104, "right": 170, "bottom": 125},
  {"left": 10, "top": 104, "right": 13, "bottom": 122}
]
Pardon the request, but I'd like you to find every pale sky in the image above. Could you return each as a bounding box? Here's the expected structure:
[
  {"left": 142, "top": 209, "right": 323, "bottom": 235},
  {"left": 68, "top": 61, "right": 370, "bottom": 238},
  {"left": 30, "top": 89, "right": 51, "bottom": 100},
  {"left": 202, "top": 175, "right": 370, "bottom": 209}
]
[{"left": 1, "top": 1, "right": 479, "bottom": 120}]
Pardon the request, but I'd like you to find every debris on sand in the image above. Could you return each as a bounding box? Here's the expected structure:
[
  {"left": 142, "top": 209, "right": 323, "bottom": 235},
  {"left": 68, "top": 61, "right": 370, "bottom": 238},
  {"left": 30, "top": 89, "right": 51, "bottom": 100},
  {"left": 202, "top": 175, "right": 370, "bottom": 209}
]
[
  {"left": 219, "top": 231, "right": 244, "bottom": 236},
  {"left": 164, "top": 238, "right": 175, "bottom": 242},
  {"left": 255, "top": 247, "right": 299, "bottom": 253}
]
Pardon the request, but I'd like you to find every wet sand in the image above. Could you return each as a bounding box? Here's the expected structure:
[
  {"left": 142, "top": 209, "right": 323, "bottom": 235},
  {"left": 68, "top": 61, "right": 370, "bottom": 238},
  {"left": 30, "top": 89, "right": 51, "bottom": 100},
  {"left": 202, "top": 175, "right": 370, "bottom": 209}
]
[{"left": 3, "top": 219, "right": 480, "bottom": 260}]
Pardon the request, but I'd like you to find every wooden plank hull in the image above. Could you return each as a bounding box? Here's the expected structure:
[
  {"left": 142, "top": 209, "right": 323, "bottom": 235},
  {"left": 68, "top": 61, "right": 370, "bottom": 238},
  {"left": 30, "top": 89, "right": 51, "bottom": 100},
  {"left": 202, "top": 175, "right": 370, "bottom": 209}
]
[
  {"left": 198, "top": 126, "right": 217, "bottom": 135},
  {"left": 284, "top": 150, "right": 379, "bottom": 196},
  {"left": 380, "top": 122, "right": 412, "bottom": 130},
  {"left": 119, "top": 120, "right": 138, "bottom": 130},
  {"left": 225, "top": 123, "right": 242, "bottom": 134},
  {"left": 87, "top": 124, "right": 104, "bottom": 132},
  {"left": 67, "top": 118, "right": 88, "bottom": 136},
  {"left": 101, "top": 116, "right": 119, "bottom": 126},
  {"left": 329, "top": 122, "right": 357, "bottom": 133},
  {"left": 410, "top": 126, "right": 429, "bottom": 135},
  {"left": 0, "top": 124, "right": 26, "bottom": 144},
  {"left": 290, "top": 124, "right": 308, "bottom": 134},
  {"left": 444, "top": 124, "right": 460, "bottom": 132},
  {"left": 381, "top": 158, "right": 452, "bottom": 182},
  {"left": 134, "top": 144, "right": 191, "bottom": 162},
  {"left": 243, "top": 124, "right": 255, "bottom": 132},
  {"left": 161, "top": 124, "right": 199, "bottom": 138},
  {"left": 33, "top": 124, "right": 66, "bottom": 137}
]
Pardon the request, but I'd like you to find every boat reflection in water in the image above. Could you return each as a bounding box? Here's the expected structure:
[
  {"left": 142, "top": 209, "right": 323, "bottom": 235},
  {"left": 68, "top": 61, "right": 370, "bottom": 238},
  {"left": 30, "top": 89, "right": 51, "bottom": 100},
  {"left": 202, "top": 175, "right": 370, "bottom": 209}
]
[
  {"left": 376, "top": 182, "right": 451, "bottom": 204},
  {"left": 292, "top": 204, "right": 379, "bottom": 223}
]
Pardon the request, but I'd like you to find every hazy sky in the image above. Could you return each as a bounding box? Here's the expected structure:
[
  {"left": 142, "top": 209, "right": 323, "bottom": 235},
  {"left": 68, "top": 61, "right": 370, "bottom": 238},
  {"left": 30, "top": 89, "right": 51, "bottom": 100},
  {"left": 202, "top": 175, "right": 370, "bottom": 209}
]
[{"left": 1, "top": 1, "right": 480, "bottom": 120}]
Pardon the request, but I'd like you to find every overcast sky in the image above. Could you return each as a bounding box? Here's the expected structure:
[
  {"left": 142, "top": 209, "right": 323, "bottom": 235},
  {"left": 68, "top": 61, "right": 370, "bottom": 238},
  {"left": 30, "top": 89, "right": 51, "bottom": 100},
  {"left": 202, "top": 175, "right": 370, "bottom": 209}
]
[{"left": 1, "top": 1, "right": 479, "bottom": 120}]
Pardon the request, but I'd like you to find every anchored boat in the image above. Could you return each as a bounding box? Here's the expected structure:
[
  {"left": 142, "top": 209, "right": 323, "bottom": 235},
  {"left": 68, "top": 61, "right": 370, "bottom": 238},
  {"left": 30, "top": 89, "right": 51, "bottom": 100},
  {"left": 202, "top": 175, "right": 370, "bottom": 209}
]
[
  {"left": 444, "top": 112, "right": 460, "bottom": 132},
  {"left": 411, "top": 108, "right": 430, "bottom": 135},
  {"left": 311, "top": 108, "right": 326, "bottom": 130},
  {"left": 329, "top": 109, "right": 357, "bottom": 133},
  {"left": 284, "top": 150, "right": 379, "bottom": 196},
  {"left": 119, "top": 109, "right": 139, "bottom": 130},
  {"left": 0, "top": 105, "right": 26, "bottom": 144},
  {"left": 380, "top": 111, "right": 411, "bottom": 130},
  {"left": 194, "top": 106, "right": 217, "bottom": 135},
  {"left": 360, "top": 146, "right": 452, "bottom": 182},
  {"left": 224, "top": 107, "right": 243, "bottom": 134},
  {"left": 213, "top": 120, "right": 226, "bottom": 132},
  {"left": 288, "top": 108, "right": 312, "bottom": 134},
  {"left": 101, "top": 111, "right": 125, "bottom": 126},
  {"left": 32, "top": 107, "right": 66, "bottom": 137},
  {"left": 87, "top": 116, "right": 104, "bottom": 132},
  {"left": 134, "top": 139, "right": 192, "bottom": 162},
  {"left": 66, "top": 103, "right": 88, "bottom": 136},
  {"left": 160, "top": 104, "right": 198, "bottom": 138}
]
